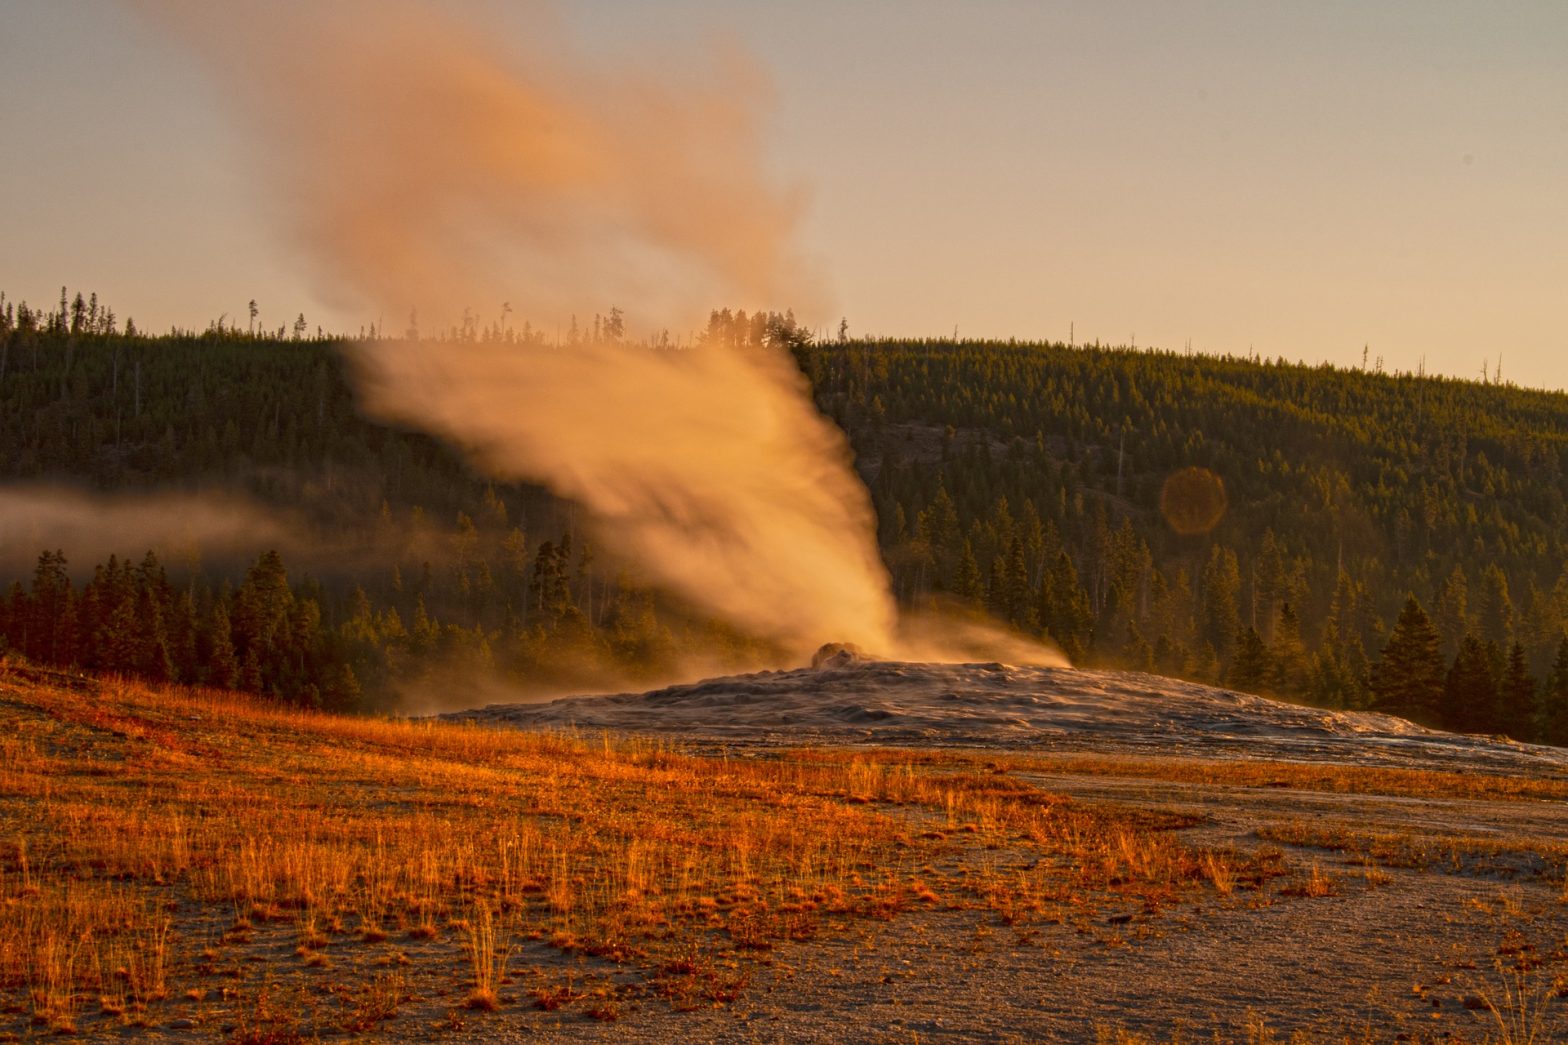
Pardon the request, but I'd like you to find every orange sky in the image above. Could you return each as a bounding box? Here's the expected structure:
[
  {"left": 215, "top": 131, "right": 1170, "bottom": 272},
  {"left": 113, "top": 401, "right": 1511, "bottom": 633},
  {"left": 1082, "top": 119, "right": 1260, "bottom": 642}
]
[{"left": 1, "top": 1, "right": 1564, "bottom": 389}]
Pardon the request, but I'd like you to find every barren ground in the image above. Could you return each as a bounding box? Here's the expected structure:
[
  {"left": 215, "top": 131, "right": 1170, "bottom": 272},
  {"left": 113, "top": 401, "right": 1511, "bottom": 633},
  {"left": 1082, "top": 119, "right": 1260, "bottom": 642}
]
[{"left": 2, "top": 660, "right": 1564, "bottom": 1042}]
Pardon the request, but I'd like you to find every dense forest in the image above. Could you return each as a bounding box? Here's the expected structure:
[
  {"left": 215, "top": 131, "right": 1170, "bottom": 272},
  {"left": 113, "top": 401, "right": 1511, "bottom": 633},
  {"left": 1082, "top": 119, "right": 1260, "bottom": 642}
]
[{"left": 2, "top": 289, "right": 1566, "bottom": 745}]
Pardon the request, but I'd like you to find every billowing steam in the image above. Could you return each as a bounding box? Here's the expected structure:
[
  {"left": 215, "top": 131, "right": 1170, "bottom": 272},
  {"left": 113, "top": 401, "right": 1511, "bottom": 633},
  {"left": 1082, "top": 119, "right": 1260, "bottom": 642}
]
[
  {"left": 131, "top": 0, "right": 816, "bottom": 329},
  {"left": 350, "top": 337, "right": 897, "bottom": 656},
  {"left": 133, "top": 0, "right": 1065, "bottom": 667}
]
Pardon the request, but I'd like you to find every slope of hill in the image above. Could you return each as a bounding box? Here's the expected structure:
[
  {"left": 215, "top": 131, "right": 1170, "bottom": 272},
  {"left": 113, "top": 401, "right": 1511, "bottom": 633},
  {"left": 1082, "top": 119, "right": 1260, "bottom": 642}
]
[{"left": 2, "top": 298, "right": 1568, "bottom": 739}]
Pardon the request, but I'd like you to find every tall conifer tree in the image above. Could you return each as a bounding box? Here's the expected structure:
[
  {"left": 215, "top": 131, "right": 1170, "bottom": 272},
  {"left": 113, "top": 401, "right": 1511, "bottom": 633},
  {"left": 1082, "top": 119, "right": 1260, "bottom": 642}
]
[{"left": 1371, "top": 596, "right": 1445, "bottom": 722}]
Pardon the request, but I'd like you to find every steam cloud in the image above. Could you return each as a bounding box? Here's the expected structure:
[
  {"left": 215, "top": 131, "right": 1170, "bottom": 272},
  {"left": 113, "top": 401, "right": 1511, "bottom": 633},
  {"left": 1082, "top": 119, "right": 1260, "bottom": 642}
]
[
  {"left": 135, "top": 0, "right": 1065, "bottom": 667},
  {"left": 0, "top": 486, "right": 295, "bottom": 578},
  {"left": 133, "top": 0, "right": 817, "bottom": 329},
  {"left": 352, "top": 338, "right": 897, "bottom": 656}
]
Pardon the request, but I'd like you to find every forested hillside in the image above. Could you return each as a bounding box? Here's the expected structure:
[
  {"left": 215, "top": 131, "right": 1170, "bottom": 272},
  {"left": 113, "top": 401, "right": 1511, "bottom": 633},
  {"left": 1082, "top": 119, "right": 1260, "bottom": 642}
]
[{"left": 1, "top": 290, "right": 1565, "bottom": 743}]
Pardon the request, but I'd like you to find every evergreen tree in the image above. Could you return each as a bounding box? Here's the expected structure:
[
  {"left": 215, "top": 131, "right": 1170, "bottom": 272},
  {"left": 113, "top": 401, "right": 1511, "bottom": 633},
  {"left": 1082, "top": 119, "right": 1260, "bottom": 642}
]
[
  {"left": 169, "top": 590, "right": 201, "bottom": 682},
  {"left": 1000, "top": 538, "right": 1032, "bottom": 626},
  {"left": 101, "top": 596, "right": 142, "bottom": 675},
  {"left": 1254, "top": 530, "right": 1289, "bottom": 643},
  {"left": 1477, "top": 564, "right": 1515, "bottom": 647},
  {"left": 27, "top": 550, "right": 73, "bottom": 664},
  {"left": 1370, "top": 596, "right": 1445, "bottom": 722},
  {"left": 954, "top": 541, "right": 985, "bottom": 603},
  {"left": 1540, "top": 637, "right": 1568, "bottom": 747},
  {"left": 1229, "top": 625, "right": 1271, "bottom": 693},
  {"left": 1497, "top": 642, "right": 1536, "bottom": 741},
  {"left": 324, "top": 662, "right": 362, "bottom": 711},
  {"left": 233, "top": 550, "right": 294, "bottom": 684},
  {"left": 239, "top": 647, "right": 265, "bottom": 693},
  {"left": 1444, "top": 634, "right": 1501, "bottom": 735},
  {"left": 1432, "top": 565, "right": 1469, "bottom": 658},
  {"left": 1314, "top": 569, "right": 1370, "bottom": 708},
  {"left": 1268, "top": 602, "right": 1310, "bottom": 697},
  {"left": 206, "top": 600, "right": 239, "bottom": 689},
  {"left": 1039, "top": 552, "right": 1092, "bottom": 662},
  {"left": 1200, "top": 546, "right": 1242, "bottom": 662}
]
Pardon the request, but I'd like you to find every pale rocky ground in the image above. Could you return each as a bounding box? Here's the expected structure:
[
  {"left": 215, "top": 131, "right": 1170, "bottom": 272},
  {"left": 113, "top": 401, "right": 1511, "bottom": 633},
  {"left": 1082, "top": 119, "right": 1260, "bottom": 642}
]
[
  {"left": 444, "top": 660, "right": 1568, "bottom": 776},
  {"left": 105, "top": 663, "right": 1567, "bottom": 1042},
  {"left": 421, "top": 662, "right": 1568, "bottom": 1042}
]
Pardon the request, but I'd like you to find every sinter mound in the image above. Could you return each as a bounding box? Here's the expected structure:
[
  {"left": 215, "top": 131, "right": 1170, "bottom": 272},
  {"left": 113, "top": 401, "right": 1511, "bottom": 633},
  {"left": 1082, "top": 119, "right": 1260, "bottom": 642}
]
[
  {"left": 810, "top": 642, "right": 873, "bottom": 669},
  {"left": 442, "top": 660, "right": 1568, "bottom": 776}
]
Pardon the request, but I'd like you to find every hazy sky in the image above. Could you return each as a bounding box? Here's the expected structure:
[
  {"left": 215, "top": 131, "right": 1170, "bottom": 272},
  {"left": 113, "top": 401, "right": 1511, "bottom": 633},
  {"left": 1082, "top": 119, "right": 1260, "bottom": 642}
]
[{"left": 2, "top": 2, "right": 1564, "bottom": 388}]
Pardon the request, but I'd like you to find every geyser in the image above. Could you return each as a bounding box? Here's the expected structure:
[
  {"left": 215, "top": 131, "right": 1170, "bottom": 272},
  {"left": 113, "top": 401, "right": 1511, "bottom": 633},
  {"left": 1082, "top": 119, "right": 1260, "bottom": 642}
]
[{"left": 135, "top": 0, "right": 1065, "bottom": 668}]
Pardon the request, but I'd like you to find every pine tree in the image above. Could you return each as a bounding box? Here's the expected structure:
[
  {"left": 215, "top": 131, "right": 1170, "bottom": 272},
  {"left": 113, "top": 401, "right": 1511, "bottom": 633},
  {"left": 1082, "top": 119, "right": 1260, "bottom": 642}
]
[
  {"left": 234, "top": 550, "right": 294, "bottom": 677},
  {"left": 925, "top": 484, "right": 960, "bottom": 570},
  {"left": 1497, "top": 642, "right": 1536, "bottom": 741},
  {"left": 169, "top": 590, "right": 201, "bottom": 682},
  {"left": 1268, "top": 602, "right": 1310, "bottom": 697},
  {"left": 1229, "top": 625, "right": 1271, "bottom": 693},
  {"left": 239, "top": 647, "right": 265, "bottom": 693},
  {"left": 1477, "top": 564, "right": 1515, "bottom": 647},
  {"left": 27, "top": 550, "right": 74, "bottom": 665},
  {"left": 1313, "top": 569, "right": 1369, "bottom": 708},
  {"left": 1370, "top": 596, "right": 1445, "bottom": 722},
  {"left": 1432, "top": 565, "right": 1469, "bottom": 658},
  {"left": 325, "top": 662, "right": 362, "bottom": 711},
  {"left": 1254, "top": 530, "right": 1288, "bottom": 643},
  {"left": 954, "top": 541, "right": 985, "bottom": 603},
  {"left": 1039, "top": 552, "right": 1092, "bottom": 662},
  {"left": 1540, "top": 637, "right": 1568, "bottom": 747},
  {"left": 1001, "top": 538, "right": 1032, "bottom": 626},
  {"left": 101, "top": 596, "right": 141, "bottom": 675},
  {"left": 1, "top": 582, "right": 24, "bottom": 653},
  {"left": 1444, "top": 634, "right": 1500, "bottom": 735},
  {"left": 1200, "top": 546, "right": 1242, "bottom": 661},
  {"left": 206, "top": 600, "right": 239, "bottom": 690}
]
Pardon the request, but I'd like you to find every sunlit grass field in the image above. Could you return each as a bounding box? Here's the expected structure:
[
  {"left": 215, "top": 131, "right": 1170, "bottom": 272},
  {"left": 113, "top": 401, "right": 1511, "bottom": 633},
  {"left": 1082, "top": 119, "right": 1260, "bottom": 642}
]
[{"left": 0, "top": 659, "right": 1562, "bottom": 1038}]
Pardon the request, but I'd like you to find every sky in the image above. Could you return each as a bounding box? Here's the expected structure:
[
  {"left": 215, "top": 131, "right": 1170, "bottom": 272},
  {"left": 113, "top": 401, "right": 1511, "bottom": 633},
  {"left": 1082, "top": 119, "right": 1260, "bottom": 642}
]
[{"left": 1, "top": 1, "right": 1564, "bottom": 389}]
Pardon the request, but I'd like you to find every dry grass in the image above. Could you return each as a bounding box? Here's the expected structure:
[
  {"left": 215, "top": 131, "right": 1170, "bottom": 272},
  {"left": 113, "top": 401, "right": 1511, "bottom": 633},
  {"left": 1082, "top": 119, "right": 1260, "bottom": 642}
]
[
  {"left": 0, "top": 662, "right": 1281, "bottom": 1034},
  {"left": 1475, "top": 959, "right": 1559, "bottom": 1045},
  {"left": 791, "top": 747, "right": 1568, "bottom": 804},
  {"left": 1255, "top": 818, "right": 1568, "bottom": 880},
  {"left": 460, "top": 900, "right": 506, "bottom": 1010}
]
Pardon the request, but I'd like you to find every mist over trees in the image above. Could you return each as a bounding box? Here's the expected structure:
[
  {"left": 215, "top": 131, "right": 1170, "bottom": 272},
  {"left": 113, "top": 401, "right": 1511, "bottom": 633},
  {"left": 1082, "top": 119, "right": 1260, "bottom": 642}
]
[{"left": 2, "top": 290, "right": 1568, "bottom": 743}]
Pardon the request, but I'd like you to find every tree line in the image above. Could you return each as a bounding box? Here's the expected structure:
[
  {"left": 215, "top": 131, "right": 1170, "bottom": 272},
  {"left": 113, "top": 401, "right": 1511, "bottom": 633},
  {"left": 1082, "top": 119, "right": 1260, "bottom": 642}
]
[{"left": 3, "top": 291, "right": 1568, "bottom": 742}]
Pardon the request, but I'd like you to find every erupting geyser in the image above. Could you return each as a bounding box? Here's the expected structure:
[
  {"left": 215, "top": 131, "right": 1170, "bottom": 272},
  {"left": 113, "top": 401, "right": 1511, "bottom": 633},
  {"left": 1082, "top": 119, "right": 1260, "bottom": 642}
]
[{"left": 135, "top": 0, "right": 1065, "bottom": 671}]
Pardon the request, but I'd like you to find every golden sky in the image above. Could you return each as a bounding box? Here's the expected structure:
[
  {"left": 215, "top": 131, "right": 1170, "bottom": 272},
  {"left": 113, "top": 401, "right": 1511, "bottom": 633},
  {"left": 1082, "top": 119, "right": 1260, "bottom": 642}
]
[{"left": 1, "top": 1, "right": 1564, "bottom": 388}]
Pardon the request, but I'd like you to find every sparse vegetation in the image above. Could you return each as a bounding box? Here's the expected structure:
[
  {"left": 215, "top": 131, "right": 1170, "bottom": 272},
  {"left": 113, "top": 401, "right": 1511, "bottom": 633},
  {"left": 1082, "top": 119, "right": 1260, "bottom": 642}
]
[
  {"left": 6, "top": 660, "right": 1560, "bottom": 1036},
  {"left": 0, "top": 662, "right": 1298, "bottom": 1035}
]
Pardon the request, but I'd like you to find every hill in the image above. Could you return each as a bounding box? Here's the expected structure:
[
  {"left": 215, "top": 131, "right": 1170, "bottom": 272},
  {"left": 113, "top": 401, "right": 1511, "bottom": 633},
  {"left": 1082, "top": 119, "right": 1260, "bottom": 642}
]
[{"left": 2, "top": 293, "right": 1567, "bottom": 742}]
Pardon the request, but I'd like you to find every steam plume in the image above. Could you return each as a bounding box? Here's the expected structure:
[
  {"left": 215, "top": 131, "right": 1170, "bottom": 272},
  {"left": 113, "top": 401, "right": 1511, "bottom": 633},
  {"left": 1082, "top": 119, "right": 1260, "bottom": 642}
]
[
  {"left": 132, "top": 0, "right": 816, "bottom": 328},
  {"left": 351, "top": 337, "right": 896, "bottom": 655},
  {"left": 134, "top": 0, "right": 1064, "bottom": 666}
]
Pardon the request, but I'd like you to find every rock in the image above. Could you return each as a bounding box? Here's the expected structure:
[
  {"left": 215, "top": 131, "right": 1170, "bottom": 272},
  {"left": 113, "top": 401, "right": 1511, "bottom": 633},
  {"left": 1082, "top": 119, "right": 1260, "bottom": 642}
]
[{"left": 811, "top": 642, "right": 870, "bottom": 669}]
